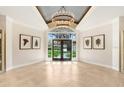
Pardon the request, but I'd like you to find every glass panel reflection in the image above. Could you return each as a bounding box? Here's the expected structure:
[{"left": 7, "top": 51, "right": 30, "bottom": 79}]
[
  {"left": 53, "top": 41, "right": 61, "bottom": 59},
  {"left": 72, "top": 41, "right": 76, "bottom": 58},
  {"left": 63, "top": 40, "right": 71, "bottom": 59}
]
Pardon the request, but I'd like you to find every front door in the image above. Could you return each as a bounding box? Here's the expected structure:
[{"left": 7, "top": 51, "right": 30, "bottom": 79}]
[{"left": 52, "top": 40, "right": 72, "bottom": 61}]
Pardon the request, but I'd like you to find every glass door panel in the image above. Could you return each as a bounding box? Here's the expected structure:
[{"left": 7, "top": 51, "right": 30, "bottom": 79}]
[
  {"left": 72, "top": 41, "right": 76, "bottom": 58},
  {"left": 52, "top": 40, "right": 72, "bottom": 61},
  {"left": 62, "top": 40, "right": 71, "bottom": 60},
  {"left": 53, "top": 40, "right": 61, "bottom": 60}
]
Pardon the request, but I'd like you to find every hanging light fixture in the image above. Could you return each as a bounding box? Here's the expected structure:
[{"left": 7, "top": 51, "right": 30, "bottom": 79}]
[{"left": 51, "top": 6, "right": 75, "bottom": 26}]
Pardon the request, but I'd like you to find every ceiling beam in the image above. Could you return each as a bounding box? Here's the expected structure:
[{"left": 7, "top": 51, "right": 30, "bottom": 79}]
[
  {"left": 78, "top": 6, "right": 92, "bottom": 24},
  {"left": 36, "top": 6, "right": 48, "bottom": 24}
]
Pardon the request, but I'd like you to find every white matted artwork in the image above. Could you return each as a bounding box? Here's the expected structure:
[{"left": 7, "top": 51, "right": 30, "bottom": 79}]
[
  {"left": 93, "top": 34, "right": 105, "bottom": 49},
  {"left": 19, "top": 34, "right": 32, "bottom": 49},
  {"left": 83, "top": 36, "right": 92, "bottom": 49},
  {"left": 32, "top": 36, "right": 41, "bottom": 49}
]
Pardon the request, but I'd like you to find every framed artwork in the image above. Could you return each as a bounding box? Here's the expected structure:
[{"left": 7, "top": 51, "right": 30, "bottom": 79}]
[
  {"left": 32, "top": 36, "right": 41, "bottom": 49},
  {"left": 93, "top": 34, "right": 105, "bottom": 49},
  {"left": 83, "top": 36, "right": 92, "bottom": 49},
  {"left": 19, "top": 34, "right": 32, "bottom": 50}
]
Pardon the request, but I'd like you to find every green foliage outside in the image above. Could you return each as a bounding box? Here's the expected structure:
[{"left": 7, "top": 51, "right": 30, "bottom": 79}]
[
  {"left": 53, "top": 50, "right": 61, "bottom": 57},
  {"left": 73, "top": 51, "right": 76, "bottom": 58},
  {"left": 48, "top": 48, "right": 52, "bottom": 57},
  {"left": 48, "top": 50, "right": 76, "bottom": 58}
]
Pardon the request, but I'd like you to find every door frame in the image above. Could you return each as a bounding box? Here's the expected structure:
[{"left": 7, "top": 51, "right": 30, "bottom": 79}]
[
  {"left": 52, "top": 39, "right": 72, "bottom": 61},
  {"left": 0, "top": 29, "right": 6, "bottom": 73},
  {"left": 120, "top": 30, "right": 124, "bottom": 72}
]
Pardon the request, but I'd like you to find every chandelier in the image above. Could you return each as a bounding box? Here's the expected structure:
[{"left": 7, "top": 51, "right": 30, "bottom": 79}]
[{"left": 51, "top": 6, "right": 75, "bottom": 26}]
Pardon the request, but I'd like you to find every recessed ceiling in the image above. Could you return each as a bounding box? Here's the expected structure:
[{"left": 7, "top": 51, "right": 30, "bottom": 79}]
[{"left": 37, "top": 6, "right": 91, "bottom": 24}]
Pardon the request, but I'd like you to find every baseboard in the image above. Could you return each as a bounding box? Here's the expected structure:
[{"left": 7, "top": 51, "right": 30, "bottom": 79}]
[
  {"left": 112, "top": 66, "right": 119, "bottom": 71},
  {"left": 6, "top": 59, "right": 118, "bottom": 72},
  {"left": 79, "top": 59, "right": 113, "bottom": 70},
  {"left": 6, "top": 66, "right": 13, "bottom": 71},
  {"left": 6, "top": 59, "right": 45, "bottom": 71}
]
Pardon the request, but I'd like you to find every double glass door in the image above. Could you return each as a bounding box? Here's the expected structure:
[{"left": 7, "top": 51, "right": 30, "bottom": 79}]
[{"left": 52, "top": 40, "right": 72, "bottom": 61}]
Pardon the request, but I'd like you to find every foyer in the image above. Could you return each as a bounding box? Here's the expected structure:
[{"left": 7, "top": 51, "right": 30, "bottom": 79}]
[{"left": 0, "top": 6, "right": 124, "bottom": 86}]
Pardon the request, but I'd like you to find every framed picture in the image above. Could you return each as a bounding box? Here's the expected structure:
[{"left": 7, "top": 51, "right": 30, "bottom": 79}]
[
  {"left": 83, "top": 36, "right": 92, "bottom": 49},
  {"left": 93, "top": 34, "right": 105, "bottom": 49},
  {"left": 32, "top": 36, "right": 41, "bottom": 49},
  {"left": 19, "top": 34, "right": 32, "bottom": 50}
]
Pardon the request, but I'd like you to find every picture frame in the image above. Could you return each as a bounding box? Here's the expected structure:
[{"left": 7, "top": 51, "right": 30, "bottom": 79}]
[
  {"left": 92, "top": 34, "right": 105, "bottom": 50},
  {"left": 83, "top": 36, "right": 92, "bottom": 49},
  {"left": 19, "top": 34, "right": 32, "bottom": 50},
  {"left": 32, "top": 36, "right": 41, "bottom": 49}
]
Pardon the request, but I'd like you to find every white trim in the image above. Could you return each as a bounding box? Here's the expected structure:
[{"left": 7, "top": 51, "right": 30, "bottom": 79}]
[
  {"left": 6, "top": 60, "right": 45, "bottom": 71},
  {"left": 79, "top": 59, "right": 113, "bottom": 70},
  {"left": 12, "top": 20, "right": 41, "bottom": 31},
  {"left": 77, "top": 20, "right": 112, "bottom": 32},
  {"left": 6, "top": 66, "right": 13, "bottom": 71},
  {"left": 32, "top": 6, "right": 48, "bottom": 30},
  {"left": 76, "top": 6, "right": 96, "bottom": 30},
  {"left": 112, "top": 66, "right": 119, "bottom": 71}
]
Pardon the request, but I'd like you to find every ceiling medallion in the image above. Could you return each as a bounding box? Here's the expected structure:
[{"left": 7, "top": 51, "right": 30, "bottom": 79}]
[{"left": 51, "top": 6, "right": 75, "bottom": 27}]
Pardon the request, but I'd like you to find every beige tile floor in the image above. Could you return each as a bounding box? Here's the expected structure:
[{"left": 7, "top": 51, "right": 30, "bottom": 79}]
[{"left": 0, "top": 62, "right": 124, "bottom": 87}]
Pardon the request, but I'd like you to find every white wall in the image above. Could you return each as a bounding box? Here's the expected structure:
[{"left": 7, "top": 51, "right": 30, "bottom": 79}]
[
  {"left": 76, "top": 6, "right": 124, "bottom": 31},
  {"left": 0, "top": 6, "right": 45, "bottom": 30},
  {"left": 78, "top": 22, "right": 113, "bottom": 68},
  {"left": 6, "top": 16, "right": 13, "bottom": 70},
  {"left": 0, "top": 7, "right": 48, "bottom": 71},
  {"left": 112, "top": 17, "right": 120, "bottom": 71},
  {"left": 5, "top": 16, "right": 48, "bottom": 70},
  {"left": 77, "top": 17, "right": 124, "bottom": 71},
  {"left": 76, "top": 7, "right": 124, "bottom": 71},
  {"left": 12, "top": 21, "right": 46, "bottom": 68}
]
